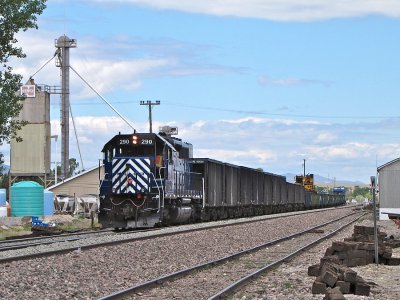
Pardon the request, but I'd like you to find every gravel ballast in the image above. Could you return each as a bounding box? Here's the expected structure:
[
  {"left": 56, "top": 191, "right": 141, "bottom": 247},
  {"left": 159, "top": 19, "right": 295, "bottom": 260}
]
[
  {"left": 231, "top": 213, "right": 400, "bottom": 300},
  {"left": 0, "top": 207, "right": 375, "bottom": 299}
]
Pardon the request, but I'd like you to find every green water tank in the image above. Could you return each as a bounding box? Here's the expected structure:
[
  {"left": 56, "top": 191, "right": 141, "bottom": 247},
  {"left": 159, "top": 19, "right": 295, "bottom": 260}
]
[{"left": 10, "top": 181, "right": 44, "bottom": 217}]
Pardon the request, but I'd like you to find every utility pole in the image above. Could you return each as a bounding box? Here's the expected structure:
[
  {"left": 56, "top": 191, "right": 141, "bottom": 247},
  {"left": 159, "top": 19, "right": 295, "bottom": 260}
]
[
  {"left": 140, "top": 100, "right": 160, "bottom": 133},
  {"left": 371, "top": 176, "right": 378, "bottom": 265}
]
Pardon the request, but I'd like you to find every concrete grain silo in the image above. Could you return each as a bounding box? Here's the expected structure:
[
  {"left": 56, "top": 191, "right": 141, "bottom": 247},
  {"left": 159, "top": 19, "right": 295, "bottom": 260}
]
[{"left": 10, "top": 78, "right": 51, "bottom": 186}]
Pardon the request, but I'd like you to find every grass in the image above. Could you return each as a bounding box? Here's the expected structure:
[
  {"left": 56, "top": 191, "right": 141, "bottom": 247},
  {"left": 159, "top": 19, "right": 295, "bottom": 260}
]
[
  {"left": 0, "top": 216, "right": 100, "bottom": 239},
  {"left": 283, "top": 282, "right": 293, "bottom": 289},
  {"left": 0, "top": 224, "right": 32, "bottom": 240}
]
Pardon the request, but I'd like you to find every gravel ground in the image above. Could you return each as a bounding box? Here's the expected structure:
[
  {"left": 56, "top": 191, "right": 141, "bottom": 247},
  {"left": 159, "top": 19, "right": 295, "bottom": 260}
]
[
  {"left": 125, "top": 213, "right": 361, "bottom": 299},
  {"left": 231, "top": 213, "right": 400, "bottom": 300},
  {"left": 0, "top": 207, "right": 349, "bottom": 260},
  {"left": 0, "top": 207, "right": 370, "bottom": 299}
]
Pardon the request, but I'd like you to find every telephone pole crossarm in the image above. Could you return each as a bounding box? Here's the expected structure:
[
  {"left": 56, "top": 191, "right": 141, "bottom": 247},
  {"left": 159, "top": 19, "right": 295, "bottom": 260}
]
[{"left": 140, "top": 100, "right": 160, "bottom": 133}]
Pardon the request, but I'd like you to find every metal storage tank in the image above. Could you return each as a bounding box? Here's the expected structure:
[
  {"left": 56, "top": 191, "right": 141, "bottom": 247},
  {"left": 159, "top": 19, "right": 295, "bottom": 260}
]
[
  {"left": 10, "top": 181, "right": 44, "bottom": 217},
  {"left": 43, "top": 190, "right": 54, "bottom": 216},
  {"left": 0, "top": 189, "right": 6, "bottom": 206},
  {"left": 0, "top": 207, "right": 6, "bottom": 217}
]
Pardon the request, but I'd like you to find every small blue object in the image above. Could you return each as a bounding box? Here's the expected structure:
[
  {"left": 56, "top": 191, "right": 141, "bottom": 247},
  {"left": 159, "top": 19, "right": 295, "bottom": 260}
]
[{"left": 31, "top": 216, "right": 49, "bottom": 227}]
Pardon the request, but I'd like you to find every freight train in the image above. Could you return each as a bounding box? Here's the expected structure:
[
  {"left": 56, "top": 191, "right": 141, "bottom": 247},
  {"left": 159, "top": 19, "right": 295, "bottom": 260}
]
[{"left": 98, "top": 127, "right": 346, "bottom": 229}]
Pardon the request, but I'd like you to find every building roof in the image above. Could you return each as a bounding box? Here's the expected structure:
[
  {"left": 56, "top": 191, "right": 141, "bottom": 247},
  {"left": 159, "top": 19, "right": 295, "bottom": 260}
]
[
  {"left": 47, "top": 164, "right": 103, "bottom": 191},
  {"left": 377, "top": 157, "right": 400, "bottom": 172}
]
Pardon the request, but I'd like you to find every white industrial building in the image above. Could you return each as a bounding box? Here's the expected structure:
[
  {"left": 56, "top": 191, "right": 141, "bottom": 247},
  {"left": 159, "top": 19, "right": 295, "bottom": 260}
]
[{"left": 377, "top": 158, "right": 400, "bottom": 220}]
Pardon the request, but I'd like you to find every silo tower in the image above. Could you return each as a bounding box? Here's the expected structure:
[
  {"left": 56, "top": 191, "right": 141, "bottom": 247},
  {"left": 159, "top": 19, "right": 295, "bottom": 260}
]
[
  {"left": 10, "top": 78, "right": 51, "bottom": 186},
  {"left": 55, "top": 35, "right": 77, "bottom": 180}
]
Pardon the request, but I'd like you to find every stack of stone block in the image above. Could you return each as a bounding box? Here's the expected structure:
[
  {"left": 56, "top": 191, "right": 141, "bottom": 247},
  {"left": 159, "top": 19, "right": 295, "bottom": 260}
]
[
  {"left": 309, "top": 260, "right": 371, "bottom": 298},
  {"left": 340, "top": 225, "right": 396, "bottom": 265},
  {"left": 308, "top": 225, "right": 400, "bottom": 298}
]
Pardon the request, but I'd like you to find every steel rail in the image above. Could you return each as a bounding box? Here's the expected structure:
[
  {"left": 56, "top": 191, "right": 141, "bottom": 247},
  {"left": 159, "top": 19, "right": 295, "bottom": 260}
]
[
  {"left": 0, "top": 237, "right": 81, "bottom": 252},
  {"left": 0, "top": 228, "right": 117, "bottom": 252},
  {"left": 0, "top": 227, "right": 162, "bottom": 252},
  {"left": 0, "top": 228, "right": 112, "bottom": 245},
  {"left": 98, "top": 211, "right": 365, "bottom": 300},
  {"left": 208, "top": 213, "right": 365, "bottom": 299},
  {"left": 0, "top": 206, "right": 356, "bottom": 263},
  {"left": 0, "top": 227, "right": 161, "bottom": 263},
  {"left": 0, "top": 205, "right": 345, "bottom": 246}
]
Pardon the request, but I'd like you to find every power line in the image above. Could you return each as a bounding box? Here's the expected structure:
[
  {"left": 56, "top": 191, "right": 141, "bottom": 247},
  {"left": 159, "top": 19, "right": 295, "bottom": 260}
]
[
  {"left": 69, "top": 65, "right": 136, "bottom": 132},
  {"left": 163, "top": 102, "right": 398, "bottom": 120},
  {"left": 68, "top": 100, "right": 399, "bottom": 120}
]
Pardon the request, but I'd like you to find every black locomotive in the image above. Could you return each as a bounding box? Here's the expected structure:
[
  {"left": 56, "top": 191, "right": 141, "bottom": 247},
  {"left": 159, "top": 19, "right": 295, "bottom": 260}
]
[{"left": 98, "top": 126, "right": 345, "bottom": 229}]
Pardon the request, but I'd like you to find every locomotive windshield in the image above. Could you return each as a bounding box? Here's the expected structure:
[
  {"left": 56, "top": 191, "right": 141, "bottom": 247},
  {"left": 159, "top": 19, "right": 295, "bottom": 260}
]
[{"left": 102, "top": 133, "right": 169, "bottom": 163}]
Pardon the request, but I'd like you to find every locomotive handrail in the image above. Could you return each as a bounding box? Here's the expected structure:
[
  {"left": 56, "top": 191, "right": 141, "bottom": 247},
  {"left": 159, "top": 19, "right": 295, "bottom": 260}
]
[
  {"left": 170, "top": 170, "right": 203, "bottom": 199},
  {"left": 158, "top": 167, "right": 166, "bottom": 209},
  {"left": 150, "top": 172, "right": 162, "bottom": 212}
]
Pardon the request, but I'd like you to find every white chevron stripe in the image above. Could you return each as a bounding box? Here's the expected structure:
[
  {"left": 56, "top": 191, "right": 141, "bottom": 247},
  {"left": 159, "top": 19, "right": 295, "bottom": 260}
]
[
  {"left": 136, "top": 158, "right": 150, "bottom": 173},
  {"left": 111, "top": 158, "right": 151, "bottom": 193},
  {"left": 112, "top": 159, "right": 127, "bottom": 191},
  {"left": 112, "top": 159, "right": 125, "bottom": 174}
]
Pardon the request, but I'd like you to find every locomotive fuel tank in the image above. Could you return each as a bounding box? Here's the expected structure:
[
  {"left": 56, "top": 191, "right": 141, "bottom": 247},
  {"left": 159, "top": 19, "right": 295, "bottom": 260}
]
[{"left": 169, "top": 205, "right": 192, "bottom": 224}]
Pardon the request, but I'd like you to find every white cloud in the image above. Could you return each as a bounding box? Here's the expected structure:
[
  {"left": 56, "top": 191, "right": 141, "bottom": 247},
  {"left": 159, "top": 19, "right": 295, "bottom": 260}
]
[
  {"left": 315, "top": 132, "right": 337, "bottom": 145},
  {"left": 70, "top": 58, "right": 168, "bottom": 98},
  {"left": 258, "top": 75, "right": 332, "bottom": 87},
  {"left": 195, "top": 148, "right": 277, "bottom": 165},
  {"left": 10, "top": 31, "right": 240, "bottom": 99},
  {"left": 89, "top": 0, "right": 400, "bottom": 21},
  {"left": 2, "top": 106, "right": 399, "bottom": 183}
]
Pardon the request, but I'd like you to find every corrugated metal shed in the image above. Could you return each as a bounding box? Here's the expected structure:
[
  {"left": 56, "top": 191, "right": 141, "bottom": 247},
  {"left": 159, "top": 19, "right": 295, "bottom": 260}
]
[
  {"left": 48, "top": 165, "right": 104, "bottom": 197},
  {"left": 377, "top": 157, "right": 400, "bottom": 220}
]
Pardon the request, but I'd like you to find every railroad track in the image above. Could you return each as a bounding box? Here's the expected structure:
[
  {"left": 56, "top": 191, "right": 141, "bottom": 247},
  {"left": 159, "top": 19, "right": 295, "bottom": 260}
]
[
  {"left": 0, "top": 206, "right": 358, "bottom": 262},
  {"left": 98, "top": 211, "right": 365, "bottom": 300},
  {"left": 0, "top": 228, "right": 114, "bottom": 252},
  {"left": 0, "top": 227, "right": 164, "bottom": 261}
]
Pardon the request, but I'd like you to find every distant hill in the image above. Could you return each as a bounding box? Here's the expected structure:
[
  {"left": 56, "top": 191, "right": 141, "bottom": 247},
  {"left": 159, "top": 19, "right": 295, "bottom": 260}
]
[{"left": 283, "top": 173, "right": 366, "bottom": 186}]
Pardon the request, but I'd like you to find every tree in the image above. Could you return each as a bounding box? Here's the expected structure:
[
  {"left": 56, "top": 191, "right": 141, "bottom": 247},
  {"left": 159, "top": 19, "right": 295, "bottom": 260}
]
[
  {"left": 351, "top": 187, "right": 372, "bottom": 201},
  {"left": 0, "top": 153, "right": 8, "bottom": 190},
  {"left": 0, "top": 153, "right": 4, "bottom": 175},
  {"left": 0, "top": 0, "right": 47, "bottom": 144},
  {"left": 68, "top": 158, "right": 79, "bottom": 177}
]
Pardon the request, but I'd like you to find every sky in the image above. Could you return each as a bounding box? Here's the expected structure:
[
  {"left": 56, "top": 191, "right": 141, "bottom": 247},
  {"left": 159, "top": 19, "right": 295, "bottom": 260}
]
[{"left": 2, "top": 0, "right": 400, "bottom": 184}]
